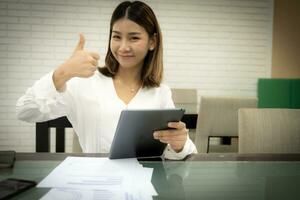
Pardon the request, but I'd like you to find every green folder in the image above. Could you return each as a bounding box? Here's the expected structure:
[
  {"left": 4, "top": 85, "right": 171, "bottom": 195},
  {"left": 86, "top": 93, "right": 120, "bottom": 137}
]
[
  {"left": 258, "top": 78, "right": 300, "bottom": 109},
  {"left": 291, "top": 79, "right": 300, "bottom": 109}
]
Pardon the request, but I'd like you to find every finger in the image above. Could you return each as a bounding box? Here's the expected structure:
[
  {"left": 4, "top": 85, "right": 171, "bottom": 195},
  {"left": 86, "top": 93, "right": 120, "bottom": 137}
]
[
  {"left": 168, "top": 121, "right": 186, "bottom": 129},
  {"left": 159, "top": 138, "right": 186, "bottom": 144},
  {"left": 154, "top": 136, "right": 187, "bottom": 144},
  {"left": 158, "top": 134, "right": 187, "bottom": 142},
  {"left": 158, "top": 139, "right": 168, "bottom": 144},
  {"left": 91, "top": 65, "right": 98, "bottom": 71},
  {"left": 88, "top": 57, "right": 98, "bottom": 66},
  {"left": 160, "top": 139, "right": 186, "bottom": 144},
  {"left": 88, "top": 52, "right": 100, "bottom": 60},
  {"left": 153, "top": 130, "right": 177, "bottom": 139},
  {"left": 153, "top": 129, "right": 187, "bottom": 138},
  {"left": 74, "top": 33, "right": 85, "bottom": 52},
  {"left": 87, "top": 63, "right": 98, "bottom": 71},
  {"left": 154, "top": 130, "right": 172, "bottom": 138}
]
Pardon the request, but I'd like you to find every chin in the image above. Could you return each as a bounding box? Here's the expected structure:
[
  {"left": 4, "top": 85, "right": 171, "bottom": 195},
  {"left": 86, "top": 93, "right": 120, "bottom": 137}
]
[{"left": 118, "top": 61, "right": 139, "bottom": 69}]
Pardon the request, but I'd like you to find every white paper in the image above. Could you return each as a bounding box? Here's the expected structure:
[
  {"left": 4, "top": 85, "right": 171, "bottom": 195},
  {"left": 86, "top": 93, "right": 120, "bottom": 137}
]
[
  {"left": 40, "top": 188, "right": 124, "bottom": 200},
  {"left": 38, "top": 157, "right": 157, "bottom": 199}
]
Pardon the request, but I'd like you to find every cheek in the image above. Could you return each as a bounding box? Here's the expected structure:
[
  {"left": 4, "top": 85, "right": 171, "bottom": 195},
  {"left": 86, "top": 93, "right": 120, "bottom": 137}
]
[
  {"left": 110, "top": 41, "right": 119, "bottom": 59},
  {"left": 136, "top": 42, "right": 150, "bottom": 55},
  {"left": 110, "top": 40, "right": 117, "bottom": 52}
]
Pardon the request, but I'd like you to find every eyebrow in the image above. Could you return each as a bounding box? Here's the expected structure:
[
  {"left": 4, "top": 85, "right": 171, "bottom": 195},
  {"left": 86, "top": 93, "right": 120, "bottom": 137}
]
[{"left": 112, "top": 30, "right": 141, "bottom": 35}]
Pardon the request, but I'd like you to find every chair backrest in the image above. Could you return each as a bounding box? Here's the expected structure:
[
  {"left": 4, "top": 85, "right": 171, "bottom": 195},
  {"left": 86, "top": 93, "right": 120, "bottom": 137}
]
[
  {"left": 171, "top": 88, "right": 198, "bottom": 114},
  {"left": 195, "top": 96, "right": 258, "bottom": 153},
  {"left": 36, "top": 117, "right": 83, "bottom": 153},
  {"left": 238, "top": 108, "right": 300, "bottom": 153},
  {"left": 36, "top": 116, "right": 72, "bottom": 152}
]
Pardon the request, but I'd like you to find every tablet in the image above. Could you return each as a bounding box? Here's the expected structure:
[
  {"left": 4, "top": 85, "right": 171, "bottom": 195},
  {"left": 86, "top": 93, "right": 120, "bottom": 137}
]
[
  {"left": 109, "top": 108, "right": 185, "bottom": 159},
  {"left": 0, "top": 178, "right": 36, "bottom": 199}
]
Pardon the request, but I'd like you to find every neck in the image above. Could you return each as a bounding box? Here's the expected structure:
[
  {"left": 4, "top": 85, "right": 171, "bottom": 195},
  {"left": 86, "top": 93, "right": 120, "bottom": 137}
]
[{"left": 115, "top": 66, "right": 141, "bottom": 85}]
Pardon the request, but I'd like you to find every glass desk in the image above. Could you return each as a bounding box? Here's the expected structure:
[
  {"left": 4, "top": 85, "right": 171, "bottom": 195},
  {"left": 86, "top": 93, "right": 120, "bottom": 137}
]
[{"left": 1, "top": 153, "right": 300, "bottom": 200}]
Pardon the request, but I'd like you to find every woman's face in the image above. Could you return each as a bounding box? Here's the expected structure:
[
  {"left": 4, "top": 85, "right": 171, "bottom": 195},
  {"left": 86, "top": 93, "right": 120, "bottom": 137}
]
[{"left": 110, "top": 18, "right": 155, "bottom": 70}]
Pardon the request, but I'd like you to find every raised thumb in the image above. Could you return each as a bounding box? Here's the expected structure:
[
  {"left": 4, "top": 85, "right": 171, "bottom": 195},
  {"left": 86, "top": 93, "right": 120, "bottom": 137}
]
[{"left": 74, "top": 33, "right": 85, "bottom": 51}]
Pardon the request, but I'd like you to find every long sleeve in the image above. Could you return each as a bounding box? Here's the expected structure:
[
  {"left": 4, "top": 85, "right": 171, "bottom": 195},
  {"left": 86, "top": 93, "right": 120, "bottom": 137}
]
[
  {"left": 163, "top": 136, "right": 198, "bottom": 160},
  {"left": 16, "top": 71, "right": 73, "bottom": 123}
]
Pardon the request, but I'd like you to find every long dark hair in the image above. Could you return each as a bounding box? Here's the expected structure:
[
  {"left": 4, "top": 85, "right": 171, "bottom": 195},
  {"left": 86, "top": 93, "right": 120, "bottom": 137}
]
[{"left": 98, "top": 1, "right": 163, "bottom": 88}]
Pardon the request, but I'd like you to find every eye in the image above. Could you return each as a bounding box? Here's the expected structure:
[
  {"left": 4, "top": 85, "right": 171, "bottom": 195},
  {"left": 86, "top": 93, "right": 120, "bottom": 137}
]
[
  {"left": 130, "top": 37, "right": 140, "bottom": 41},
  {"left": 112, "top": 35, "right": 121, "bottom": 40}
]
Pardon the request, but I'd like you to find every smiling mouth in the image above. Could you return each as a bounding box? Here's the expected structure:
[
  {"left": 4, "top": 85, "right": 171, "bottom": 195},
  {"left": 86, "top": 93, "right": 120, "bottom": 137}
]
[{"left": 118, "top": 54, "right": 134, "bottom": 58}]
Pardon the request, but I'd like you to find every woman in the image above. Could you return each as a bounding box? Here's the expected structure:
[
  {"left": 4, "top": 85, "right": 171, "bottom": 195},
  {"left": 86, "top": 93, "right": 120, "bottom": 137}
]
[{"left": 16, "top": 1, "right": 197, "bottom": 159}]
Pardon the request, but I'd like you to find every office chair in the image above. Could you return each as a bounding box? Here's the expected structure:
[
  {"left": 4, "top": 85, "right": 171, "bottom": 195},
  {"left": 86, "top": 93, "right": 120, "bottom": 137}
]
[
  {"left": 238, "top": 108, "right": 300, "bottom": 153},
  {"left": 194, "top": 96, "right": 258, "bottom": 153}
]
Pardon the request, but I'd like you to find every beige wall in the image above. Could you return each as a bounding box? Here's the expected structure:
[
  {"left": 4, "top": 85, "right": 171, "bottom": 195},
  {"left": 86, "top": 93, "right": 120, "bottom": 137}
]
[{"left": 272, "top": 0, "right": 300, "bottom": 78}]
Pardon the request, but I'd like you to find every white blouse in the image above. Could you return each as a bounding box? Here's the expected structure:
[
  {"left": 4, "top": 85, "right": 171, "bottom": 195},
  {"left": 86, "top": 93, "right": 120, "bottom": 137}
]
[{"left": 16, "top": 71, "right": 197, "bottom": 159}]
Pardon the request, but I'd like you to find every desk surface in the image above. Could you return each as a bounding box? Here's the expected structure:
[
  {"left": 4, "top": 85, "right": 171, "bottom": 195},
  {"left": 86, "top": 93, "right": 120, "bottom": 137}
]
[{"left": 1, "top": 153, "right": 300, "bottom": 200}]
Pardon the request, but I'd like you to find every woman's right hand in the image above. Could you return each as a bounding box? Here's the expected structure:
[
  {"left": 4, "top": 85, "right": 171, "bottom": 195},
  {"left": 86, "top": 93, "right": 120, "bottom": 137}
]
[{"left": 53, "top": 34, "right": 100, "bottom": 91}]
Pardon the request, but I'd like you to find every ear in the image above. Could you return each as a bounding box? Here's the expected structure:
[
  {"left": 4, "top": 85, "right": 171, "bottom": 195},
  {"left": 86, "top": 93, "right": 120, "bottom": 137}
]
[{"left": 149, "top": 33, "right": 157, "bottom": 51}]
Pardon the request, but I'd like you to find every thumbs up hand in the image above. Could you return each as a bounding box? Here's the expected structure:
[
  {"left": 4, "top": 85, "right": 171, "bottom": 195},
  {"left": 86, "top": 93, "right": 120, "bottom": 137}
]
[
  {"left": 66, "top": 33, "right": 100, "bottom": 78},
  {"left": 53, "top": 34, "right": 100, "bottom": 91}
]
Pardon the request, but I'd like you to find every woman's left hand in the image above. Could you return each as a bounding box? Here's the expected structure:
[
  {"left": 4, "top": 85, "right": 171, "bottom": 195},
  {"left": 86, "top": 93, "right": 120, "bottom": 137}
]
[{"left": 153, "top": 121, "right": 188, "bottom": 152}]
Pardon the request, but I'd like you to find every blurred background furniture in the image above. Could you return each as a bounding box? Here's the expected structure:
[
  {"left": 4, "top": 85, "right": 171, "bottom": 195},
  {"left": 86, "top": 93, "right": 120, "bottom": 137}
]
[
  {"left": 194, "top": 96, "right": 258, "bottom": 153},
  {"left": 238, "top": 108, "right": 300, "bottom": 153},
  {"left": 72, "top": 134, "right": 82, "bottom": 153},
  {"left": 171, "top": 88, "right": 198, "bottom": 141},
  {"left": 171, "top": 88, "right": 198, "bottom": 114}
]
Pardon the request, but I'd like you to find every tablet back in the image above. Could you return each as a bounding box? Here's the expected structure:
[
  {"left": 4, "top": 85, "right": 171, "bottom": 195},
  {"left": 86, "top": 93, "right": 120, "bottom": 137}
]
[{"left": 109, "top": 109, "right": 185, "bottom": 159}]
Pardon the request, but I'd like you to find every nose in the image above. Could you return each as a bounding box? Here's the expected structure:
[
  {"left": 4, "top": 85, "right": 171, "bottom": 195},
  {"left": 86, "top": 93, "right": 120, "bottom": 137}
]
[{"left": 119, "top": 40, "right": 130, "bottom": 52}]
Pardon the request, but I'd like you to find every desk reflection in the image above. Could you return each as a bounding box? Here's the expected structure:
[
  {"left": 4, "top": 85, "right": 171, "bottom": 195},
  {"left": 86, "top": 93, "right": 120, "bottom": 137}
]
[{"left": 143, "top": 160, "right": 300, "bottom": 200}]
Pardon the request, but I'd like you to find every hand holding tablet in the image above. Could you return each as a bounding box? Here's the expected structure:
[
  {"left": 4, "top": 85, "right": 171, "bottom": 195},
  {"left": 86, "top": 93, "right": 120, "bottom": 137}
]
[{"left": 153, "top": 121, "right": 188, "bottom": 152}]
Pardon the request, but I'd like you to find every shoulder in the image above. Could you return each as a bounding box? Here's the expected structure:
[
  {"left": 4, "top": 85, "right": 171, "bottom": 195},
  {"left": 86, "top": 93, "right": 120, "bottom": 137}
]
[
  {"left": 158, "top": 83, "right": 172, "bottom": 100},
  {"left": 157, "top": 83, "right": 174, "bottom": 108},
  {"left": 151, "top": 83, "right": 172, "bottom": 96},
  {"left": 140, "top": 83, "right": 174, "bottom": 108},
  {"left": 158, "top": 83, "right": 171, "bottom": 92}
]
